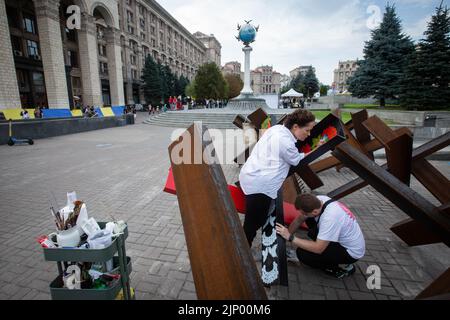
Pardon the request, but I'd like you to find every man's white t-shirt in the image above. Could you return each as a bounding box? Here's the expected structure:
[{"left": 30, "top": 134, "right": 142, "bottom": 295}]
[
  {"left": 239, "top": 125, "right": 304, "bottom": 199},
  {"left": 316, "top": 196, "right": 366, "bottom": 260}
]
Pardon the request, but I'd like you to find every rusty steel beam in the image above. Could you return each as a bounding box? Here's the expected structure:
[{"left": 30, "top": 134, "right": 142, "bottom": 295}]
[
  {"left": 332, "top": 142, "right": 450, "bottom": 246},
  {"left": 168, "top": 123, "right": 267, "bottom": 300}
]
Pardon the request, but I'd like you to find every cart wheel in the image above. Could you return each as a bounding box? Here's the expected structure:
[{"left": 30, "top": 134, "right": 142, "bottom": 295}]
[
  {"left": 28, "top": 139, "right": 34, "bottom": 145},
  {"left": 7, "top": 138, "right": 14, "bottom": 146}
]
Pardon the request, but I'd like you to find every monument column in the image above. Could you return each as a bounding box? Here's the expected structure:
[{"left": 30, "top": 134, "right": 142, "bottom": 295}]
[
  {"left": 105, "top": 27, "right": 125, "bottom": 107},
  {"left": 78, "top": 13, "right": 102, "bottom": 107},
  {"left": 34, "top": 0, "right": 69, "bottom": 109},
  {"left": 241, "top": 46, "right": 253, "bottom": 96},
  {"left": 0, "top": 0, "right": 21, "bottom": 109}
]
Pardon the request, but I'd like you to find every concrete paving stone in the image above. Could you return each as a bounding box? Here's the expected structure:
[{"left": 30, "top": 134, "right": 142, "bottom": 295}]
[
  {"left": 302, "top": 293, "right": 326, "bottom": 300},
  {"left": 182, "top": 281, "right": 196, "bottom": 293},
  {"left": 136, "top": 281, "right": 159, "bottom": 294},
  {"left": 323, "top": 287, "right": 339, "bottom": 300},
  {"left": 167, "top": 270, "right": 188, "bottom": 281},
  {"left": 158, "top": 278, "right": 184, "bottom": 299},
  {"left": 348, "top": 290, "right": 377, "bottom": 300},
  {"left": 178, "top": 290, "right": 197, "bottom": 300}
]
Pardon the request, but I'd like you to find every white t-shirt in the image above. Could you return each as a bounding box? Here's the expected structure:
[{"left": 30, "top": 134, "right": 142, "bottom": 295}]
[
  {"left": 316, "top": 196, "right": 366, "bottom": 260},
  {"left": 239, "top": 125, "right": 304, "bottom": 199}
]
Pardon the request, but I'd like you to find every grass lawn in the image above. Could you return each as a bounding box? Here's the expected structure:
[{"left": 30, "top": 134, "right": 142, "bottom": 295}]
[
  {"left": 312, "top": 111, "right": 352, "bottom": 124},
  {"left": 312, "top": 111, "right": 396, "bottom": 125},
  {"left": 343, "top": 104, "right": 403, "bottom": 110}
]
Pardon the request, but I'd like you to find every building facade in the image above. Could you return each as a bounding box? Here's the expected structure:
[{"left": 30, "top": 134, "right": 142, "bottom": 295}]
[
  {"left": 193, "top": 31, "right": 221, "bottom": 67},
  {"left": 1, "top": 0, "right": 220, "bottom": 109},
  {"left": 289, "top": 65, "right": 315, "bottom": 80},
  {"left": 333, "top": 60, "right": 359, "bottom": 93},
  {"left": 221, "top": 61, "right": 241, "bottom": 77},
  {"left": 250, "top": 66, "right": 281, "bottom": 95}
]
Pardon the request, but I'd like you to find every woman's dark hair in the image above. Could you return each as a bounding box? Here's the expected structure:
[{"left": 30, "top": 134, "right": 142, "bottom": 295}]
[{"left": 284, "top": 109, "right": 315, "bottom": 129}]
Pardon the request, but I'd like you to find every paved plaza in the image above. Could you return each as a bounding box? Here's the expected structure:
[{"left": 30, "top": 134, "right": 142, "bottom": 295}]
[{"left": 0, "top": 114, "right": 449, "bottom": 300}]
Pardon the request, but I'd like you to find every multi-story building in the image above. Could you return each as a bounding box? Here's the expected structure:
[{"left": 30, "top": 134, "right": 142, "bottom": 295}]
[
  {"left": 289, "top": 65, "right": 315, "bottom": 80},
  {"left": 333, "top": 60, "right": 359, "bottom": 93},
  {"left": 0, "top": 0, "right": 221, "bottom": 109},
  {"left": 250, "top": 66, "right": 281, "bottom": 95},
  {"left": 221, "top": 61, "right": 241, "bottom": 77},
  {"left": 193, "top": 31, "right": 221, "bottom": 67}
]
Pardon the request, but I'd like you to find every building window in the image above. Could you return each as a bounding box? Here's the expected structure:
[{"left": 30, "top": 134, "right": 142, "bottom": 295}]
[
  {"left": 128, "top": 25, "right": 134, "bottom": 34},
  {"left": 72, "top": 77, "right": 82, "bottom": 90},
  {"left": 151, "top": 38, "right": 156, "bottom": 47},
  {"left": 32, "top": 72, "right": 45, "bottom": 93},
  {"left": 11, "top": 35, "right": 23, "bottom": 56},
  {"left": 141, "top": 32, "right": 146, "bottom": 41},
  {"left": 68, "top": 50, "right": 78, "bottom": 67},
  {"left": 151, "top": 26, "right": 156, "bottom": 36},
  {"left": 23, "top": 14, "right": 37, "bottom": 34},
  {"left": 65, "top": 27, "right": 77, "bottom": 42},
  {"left": 6, "top": 6, "right": 21, "bottom": 29},
  {"left": 127, "top": 11, "right": 134, "bottom": 23},
  {"left": 131, "top": 69, "right": 138, "bottom": 80},
  {"left": 26, "top": 40, "right": 40, "bottom": 60},
  {"left": 99, "top": 62, "right": 108, "bottom": 75},
  {"left": 140, "top": 18, "right": 145, "bottom": 29},
  {"left": 126, "top": 0, "right": 132, "bottom": 6},
  {"left": 130, "top": 54, "right": 136, "bottom": 65},
  {"left": 16, "top": 69, "right": 30, "bottom": 91},
  {"left": 98, "top": 44, "right": 107, "bottom": 57}
]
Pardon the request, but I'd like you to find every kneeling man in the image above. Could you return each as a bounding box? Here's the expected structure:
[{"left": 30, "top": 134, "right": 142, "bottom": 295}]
[{"left": 276, "top": 193, "right": 365, "bottom": 278}]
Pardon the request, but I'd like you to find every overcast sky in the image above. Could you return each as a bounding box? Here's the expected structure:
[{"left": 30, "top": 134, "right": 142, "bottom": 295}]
[{"left": 159, "top": 0, "right": 448, "bottom": 85}]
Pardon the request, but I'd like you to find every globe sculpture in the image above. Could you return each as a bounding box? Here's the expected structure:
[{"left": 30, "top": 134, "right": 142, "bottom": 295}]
[
  {"left": 226, "top": 21, "right": 269, "bottom": 111},
  {"left": 237, "top": 23, "right": 257, "bottom": 46}
]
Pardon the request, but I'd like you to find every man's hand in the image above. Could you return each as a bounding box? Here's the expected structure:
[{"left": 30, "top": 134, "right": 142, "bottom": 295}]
[{"left": 276, "top": 223, "right": 290, "bottom": 241}]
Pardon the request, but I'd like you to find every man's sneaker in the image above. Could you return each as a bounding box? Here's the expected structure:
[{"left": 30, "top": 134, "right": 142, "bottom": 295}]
[
  {"left": 286, "top": 248, "right": 298, "bottom": 263},
  {"left": 341, "top": 264, "right": 356, "bottom": 276},
  {"left": 323, "top": 265, "right": 356, "bottom": 279}
]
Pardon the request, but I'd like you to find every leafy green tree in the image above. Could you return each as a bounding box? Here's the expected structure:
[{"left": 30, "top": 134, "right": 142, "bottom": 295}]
[
  {"left": 401, "top": 2, "right": 450, "bottom": 110},
  {"left": 303, "top": 67, "right": 320, "bottom": 98},
  {"left": 142, "top": 55, "right": 162, "bottom": 105},
  {"left": 348, "top": 5, "right": 415, "bottom": 107},
  {"left": 320, "top": 84, "right": 330, "bottom": 96},
  {"left": 185, "top": 79, "right": 196, "bottom": 98},
  {"left": 224, "top": 74, "right": 244, "bottom": 99},
  {"left": 194, "top": 63, "right": 228, "bottom": 99}
]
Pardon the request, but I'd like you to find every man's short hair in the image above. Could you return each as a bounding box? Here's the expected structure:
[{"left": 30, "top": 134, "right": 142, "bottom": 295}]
[{"left": 295, "top": 193, "right": 322, "bottom": 213}]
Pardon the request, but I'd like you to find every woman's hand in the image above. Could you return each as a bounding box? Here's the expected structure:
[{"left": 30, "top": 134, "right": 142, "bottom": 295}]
[{"left": 276, "top": 223, "right": 291, "bottom": 241}]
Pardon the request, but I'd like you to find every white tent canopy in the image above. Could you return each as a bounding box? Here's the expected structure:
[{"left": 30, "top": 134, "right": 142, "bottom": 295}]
[{"left": 281, "top": 89, "right": 304, "bottom": 98}]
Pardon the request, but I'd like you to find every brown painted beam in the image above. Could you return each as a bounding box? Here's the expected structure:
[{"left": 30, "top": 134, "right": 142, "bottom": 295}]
[
  {"left": 247, "top": 108, "right": 268, "bottom": 130},
  {"left": 328, "top": 132, "right": 449, "bottom": 200},
  {"left": 168, "top": 123, "right": 267, "bottom": 300},
  {"left": 391, "top": 218, "right": 444, "bottom": 246},
  {"left": 385, "top": 133, "right": 413, "bottom": 186},
  {"left": 310, "top": 156, "right": 341, "bottom": 173},
  {"left": 412, "top": 158, "right": 450, "bottom": 204},
  {"left": 282, "top": 175, "right": 302, "bottom": 205},
  {"left": 295, "top": 165, "right": 324, "bottom": 190},
  {"left": 416, "top": 268, "right": 450, "bottom": 300},
  {"left": 332, "top": 142, "right": 450, "bottom": 246},
  {"left": 233, "top": 115, "right": 246, "bottom": 130},
  {"left": 351, "top": 110, "right": 372, "bottom": 157}
]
